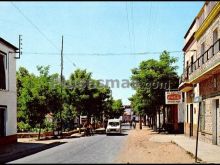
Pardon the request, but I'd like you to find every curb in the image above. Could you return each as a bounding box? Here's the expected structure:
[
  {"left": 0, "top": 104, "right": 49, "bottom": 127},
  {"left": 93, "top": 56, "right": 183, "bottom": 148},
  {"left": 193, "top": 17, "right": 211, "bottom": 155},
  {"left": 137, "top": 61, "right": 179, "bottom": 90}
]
[{"left": 171, "top": 140, "right": 205, "bottom": 163}]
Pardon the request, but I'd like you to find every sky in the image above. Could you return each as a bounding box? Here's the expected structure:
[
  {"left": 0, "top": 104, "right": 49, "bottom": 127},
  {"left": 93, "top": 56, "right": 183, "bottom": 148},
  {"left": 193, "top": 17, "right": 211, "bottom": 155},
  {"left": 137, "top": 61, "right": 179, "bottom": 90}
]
[{"left": 0, "top": 1, "right": 204, "bottom": 105}]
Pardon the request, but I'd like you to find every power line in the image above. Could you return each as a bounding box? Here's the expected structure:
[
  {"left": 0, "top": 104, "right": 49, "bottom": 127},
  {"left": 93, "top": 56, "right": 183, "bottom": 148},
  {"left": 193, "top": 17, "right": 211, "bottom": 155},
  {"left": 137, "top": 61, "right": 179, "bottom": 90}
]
[
  {"left": 22, "top": 50, "right": 183, "bottom": 56},
  {"left": 10, "top": 2, "right": 59, "bottom": 50},
  {"left": 10, "top": 2, "right": 77, "bottom": 68}
]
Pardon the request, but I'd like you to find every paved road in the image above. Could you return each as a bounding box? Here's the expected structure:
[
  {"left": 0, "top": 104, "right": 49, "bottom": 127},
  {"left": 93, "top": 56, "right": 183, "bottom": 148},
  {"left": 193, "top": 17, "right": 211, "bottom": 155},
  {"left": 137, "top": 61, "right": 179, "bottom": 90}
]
[{"left": 9, "top": 124, "right": 131, "bottom": 164}]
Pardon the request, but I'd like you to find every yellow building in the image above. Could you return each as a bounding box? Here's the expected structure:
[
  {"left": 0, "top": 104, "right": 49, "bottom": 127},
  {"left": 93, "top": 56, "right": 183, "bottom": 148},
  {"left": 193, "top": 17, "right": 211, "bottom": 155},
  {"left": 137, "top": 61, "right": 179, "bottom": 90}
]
[{"left": 179, "top": 1, "right": 220, "bottom": 145}]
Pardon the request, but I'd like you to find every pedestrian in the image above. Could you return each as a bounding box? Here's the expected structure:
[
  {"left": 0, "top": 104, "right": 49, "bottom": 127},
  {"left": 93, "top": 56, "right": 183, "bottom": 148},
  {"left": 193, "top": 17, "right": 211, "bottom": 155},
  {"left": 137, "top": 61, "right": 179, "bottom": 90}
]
[
  {"left": 132, "top": 117, "right": 136, "bottom": 129},
  {"left": 83, "top": 120, "right": 91, "bottom": 136},
  {"left": 130, "top": 120, "right": 132, "bottom": 129},
  {"left": 89, "top": 123, "right": 94, "bottom": 136}
]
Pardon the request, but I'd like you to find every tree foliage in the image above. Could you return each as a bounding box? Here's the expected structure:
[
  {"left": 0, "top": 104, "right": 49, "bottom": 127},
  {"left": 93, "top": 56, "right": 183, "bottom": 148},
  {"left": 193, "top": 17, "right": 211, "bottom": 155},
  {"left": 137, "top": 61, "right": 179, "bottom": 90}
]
[
  {"left": 17, "top": 66, "right": 121, "bottom": 135},
  {"left": 130, "top": 51, "right": 179, "bottom": 117}
]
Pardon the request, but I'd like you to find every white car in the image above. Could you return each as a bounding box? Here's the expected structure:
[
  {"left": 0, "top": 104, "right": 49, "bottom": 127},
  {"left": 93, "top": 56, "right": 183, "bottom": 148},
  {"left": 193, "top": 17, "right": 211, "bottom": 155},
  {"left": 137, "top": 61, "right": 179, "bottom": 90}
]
[{"left": 106, "top": 119, "right": 122, "bottom": 135}]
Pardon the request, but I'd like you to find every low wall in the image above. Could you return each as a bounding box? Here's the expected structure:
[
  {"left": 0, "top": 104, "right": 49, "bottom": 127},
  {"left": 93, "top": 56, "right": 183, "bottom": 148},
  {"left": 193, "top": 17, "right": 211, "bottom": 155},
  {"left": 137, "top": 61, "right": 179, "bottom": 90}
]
[
  {"left": 17, "top": 128, "right": 87, "bottom": 138},
  {"left": 17, "top": 131, "right": 53, "bottom": 138},
  {"left": 0, "top": 135, "right": 17, "bottom": 145}
]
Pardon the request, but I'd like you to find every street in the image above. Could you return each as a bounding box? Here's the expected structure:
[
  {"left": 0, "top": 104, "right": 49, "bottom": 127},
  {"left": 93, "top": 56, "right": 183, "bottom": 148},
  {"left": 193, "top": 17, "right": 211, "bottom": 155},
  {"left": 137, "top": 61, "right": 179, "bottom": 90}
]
[{"left": 8, "top": 124, "right": 131, "bottom": 164}]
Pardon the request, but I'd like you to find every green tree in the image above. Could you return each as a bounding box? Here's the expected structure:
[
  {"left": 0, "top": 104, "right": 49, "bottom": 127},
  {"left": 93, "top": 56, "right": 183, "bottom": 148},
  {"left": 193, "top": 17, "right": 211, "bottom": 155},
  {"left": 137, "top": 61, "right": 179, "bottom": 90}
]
[
  {"left": 110, "top": 99, "right": 124, "bottom": 118},
  {"left": 130, "top": 51, "right": 179, "bottom": 131},
  {"left": 17, "top": 66, "right": 64, "bottom": 139}
]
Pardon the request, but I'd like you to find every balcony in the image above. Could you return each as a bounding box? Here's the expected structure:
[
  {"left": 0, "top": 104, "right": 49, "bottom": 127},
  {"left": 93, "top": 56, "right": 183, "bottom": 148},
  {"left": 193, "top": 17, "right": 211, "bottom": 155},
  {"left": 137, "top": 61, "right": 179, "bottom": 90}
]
[
  {"left": 188, "top": 38, "right": 220, "bottom": 83},
  {"left": 179, "top": 70, "right": 193, "bottom": 92}
]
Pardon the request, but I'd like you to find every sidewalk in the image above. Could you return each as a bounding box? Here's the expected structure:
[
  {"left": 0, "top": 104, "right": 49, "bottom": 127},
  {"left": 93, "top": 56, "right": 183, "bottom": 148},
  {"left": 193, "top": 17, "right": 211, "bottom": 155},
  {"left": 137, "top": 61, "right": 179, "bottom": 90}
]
[
  {"left": 115, "top": 125, "right": 195, "bottom": 163},
  {"left": 149, "top": 132, "right": 220, "bottom": 163}
]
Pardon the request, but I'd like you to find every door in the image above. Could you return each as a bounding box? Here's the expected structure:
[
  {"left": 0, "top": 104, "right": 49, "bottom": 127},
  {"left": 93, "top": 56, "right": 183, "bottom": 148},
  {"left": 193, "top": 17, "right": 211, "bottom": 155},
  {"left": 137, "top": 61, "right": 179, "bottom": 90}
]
[
  {"left": 216, "top": 99, "right": 220, "bottom": 145},
  {"left": 190, "top": 104, "right": 193, "bottom": 136},
  {"left": 212, "top": 99, "right": 219, "bottom": 145},
  {"left": 0, "top": 107, "right": 6, "bottom": 137}
]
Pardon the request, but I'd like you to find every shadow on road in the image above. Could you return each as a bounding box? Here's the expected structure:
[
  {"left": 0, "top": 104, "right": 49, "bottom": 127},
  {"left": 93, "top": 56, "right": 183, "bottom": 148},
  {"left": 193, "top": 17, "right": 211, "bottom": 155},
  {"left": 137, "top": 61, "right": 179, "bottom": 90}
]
[
  {"left": 0, "top": 141, "right": 66, "bottom": 164},
  {"left": 106, "top": 133, "right": 128, "bottom": 136}
]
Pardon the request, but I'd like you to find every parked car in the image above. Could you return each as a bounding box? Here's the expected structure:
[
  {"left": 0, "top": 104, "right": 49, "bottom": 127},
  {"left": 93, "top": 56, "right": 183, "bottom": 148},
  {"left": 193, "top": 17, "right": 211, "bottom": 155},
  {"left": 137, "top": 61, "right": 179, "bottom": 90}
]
[{"left": 106, "top": 119, "right": 122, "bottom": 135}]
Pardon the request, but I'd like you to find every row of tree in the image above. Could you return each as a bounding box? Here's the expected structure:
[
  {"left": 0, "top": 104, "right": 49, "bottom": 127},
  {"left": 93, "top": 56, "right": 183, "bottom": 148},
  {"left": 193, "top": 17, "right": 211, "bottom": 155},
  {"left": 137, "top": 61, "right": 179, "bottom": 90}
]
[
  {"left": 129, "top": 51, "right": 179, "bottom": 130},
  {"left": 17, "top": 66, "right": 124, "bottom": 138}
]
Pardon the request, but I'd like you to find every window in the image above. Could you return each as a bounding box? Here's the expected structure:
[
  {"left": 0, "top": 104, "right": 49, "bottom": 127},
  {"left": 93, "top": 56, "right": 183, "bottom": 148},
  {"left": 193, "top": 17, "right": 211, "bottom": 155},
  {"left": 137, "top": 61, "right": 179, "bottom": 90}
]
[
  {"left": 186, "top": 61, "right": 189, "bottom": 78},
  {"left": 213, "top": 28, "right": 218, "bottom": 54},
  {"left": 201, "top": 42, "right": 205, "bottom": 64},
  {"left": 0, "top": 107, "right": 6, "bottom": 137},
  {"left": 190, "top": 56, "right": 194, "bottom": 73},
  {"left": 108, "top": 122, "right": 119, "bottom": 126},
  {"left": 213, "top": 28, "right": 218, "bottom": 43},
  {"left": 0, "top": 53, "right": 7, "bottom": 90}
]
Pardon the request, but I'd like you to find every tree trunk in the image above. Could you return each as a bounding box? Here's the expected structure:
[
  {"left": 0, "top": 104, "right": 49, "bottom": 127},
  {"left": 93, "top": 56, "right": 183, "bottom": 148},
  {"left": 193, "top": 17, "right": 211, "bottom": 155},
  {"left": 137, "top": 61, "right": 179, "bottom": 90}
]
[
  {"left": 163, "top": 106, "right": 166, "bottom": 127},
  {"left": 144, "top": 114, "right": 146, "bottom": 126},
  {"left": 78, "top": 115, "right": 81, "bottom": 134},
  {"left": 162, "top": 106, "right": 165, "bottom": 129},
  {"left": 158, "top": 108, "right": 161, "bottom": 133},
  {"left": 38, "top": 123, "right": 41, "bottom": 140},
  {"left": 78, "top": 115, "right": 80, "bottom": 126},
  {"left": 153, "top": 111, "right": 157, "bottom": 132},
  {"left": 152, "top": 116, "right": 154, "bottom": 129},
  {"left": 139, "top": 115, "right": 142, "bottom": 130},
  {"left": 155, "top": 110, "right": 158, "bottom": 132}
]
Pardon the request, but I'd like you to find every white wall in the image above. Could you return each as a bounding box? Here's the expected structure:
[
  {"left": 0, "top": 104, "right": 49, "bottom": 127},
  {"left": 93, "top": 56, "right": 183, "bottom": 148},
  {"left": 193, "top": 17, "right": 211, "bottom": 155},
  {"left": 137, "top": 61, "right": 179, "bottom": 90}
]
[
  {"left": 0, "top": 43, "right": 17, "bottom": 136},
  {"left": 178, "top": 103, "right": 184, "bottom": 123}
]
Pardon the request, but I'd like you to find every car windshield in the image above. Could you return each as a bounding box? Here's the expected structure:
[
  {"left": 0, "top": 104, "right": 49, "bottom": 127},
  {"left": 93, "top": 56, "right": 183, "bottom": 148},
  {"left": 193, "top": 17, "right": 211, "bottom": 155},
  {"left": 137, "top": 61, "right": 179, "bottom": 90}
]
[{"left": 109, "top": 122, "right": 119, "bottom": 126}]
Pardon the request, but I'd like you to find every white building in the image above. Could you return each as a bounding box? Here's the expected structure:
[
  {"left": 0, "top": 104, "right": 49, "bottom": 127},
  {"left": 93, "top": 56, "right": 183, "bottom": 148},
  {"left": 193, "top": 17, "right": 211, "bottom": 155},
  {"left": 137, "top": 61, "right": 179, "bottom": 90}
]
[{"left": 0, "top": 38, "right": 18, "bottom": 145}]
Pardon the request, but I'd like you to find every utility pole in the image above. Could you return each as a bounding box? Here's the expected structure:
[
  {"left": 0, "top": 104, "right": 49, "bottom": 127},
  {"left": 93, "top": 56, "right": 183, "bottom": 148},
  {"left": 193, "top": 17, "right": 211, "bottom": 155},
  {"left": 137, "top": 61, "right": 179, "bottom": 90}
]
[
  {"left": 195, "top": 102, "right": 201, "bottom": 163},
  {"left": 60, "top": 35, "right": 64, "bottom": 136}
]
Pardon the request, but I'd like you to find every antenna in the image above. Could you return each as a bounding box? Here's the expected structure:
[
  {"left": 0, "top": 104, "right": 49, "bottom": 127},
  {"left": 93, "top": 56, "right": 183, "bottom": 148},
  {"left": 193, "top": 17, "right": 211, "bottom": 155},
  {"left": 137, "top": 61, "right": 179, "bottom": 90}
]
[{"left": 14, "top": 35, "right": 22, "bottom": 59}]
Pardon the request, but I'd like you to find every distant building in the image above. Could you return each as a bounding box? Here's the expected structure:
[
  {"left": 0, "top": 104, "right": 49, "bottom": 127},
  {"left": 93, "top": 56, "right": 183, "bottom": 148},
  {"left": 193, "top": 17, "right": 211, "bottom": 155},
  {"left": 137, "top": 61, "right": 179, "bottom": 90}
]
[
  {"left": 122, "top": 105, "right": 132, "bottom": 122},
  {"left": 179, "top": 1, "right": 220, "bottom": 145},
  {"left": 0, "top": 37, "right": 18, "bottom": 145}
]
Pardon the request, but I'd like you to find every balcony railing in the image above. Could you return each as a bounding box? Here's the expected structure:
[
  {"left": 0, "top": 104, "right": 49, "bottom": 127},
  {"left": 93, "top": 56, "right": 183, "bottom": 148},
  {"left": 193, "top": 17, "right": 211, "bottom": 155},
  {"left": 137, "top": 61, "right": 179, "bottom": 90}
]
[
  {"left": 179, "top": 68, "right": 189, "bottom": 84},
  {"left": 186, "top": 38, "right": 220, "bottom": 81}
]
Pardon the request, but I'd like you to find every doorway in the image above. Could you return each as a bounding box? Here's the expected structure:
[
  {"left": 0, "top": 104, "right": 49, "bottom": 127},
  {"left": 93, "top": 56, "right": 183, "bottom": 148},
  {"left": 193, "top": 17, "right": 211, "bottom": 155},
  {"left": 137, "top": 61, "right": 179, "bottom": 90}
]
[
  {"left": 190, "top": 104, "right": 194, "bottom": 136},
  {"left": 0, "top": 107, "right": 6, "bottom": 137},
  {"left": 216, "top": 99, "right": 220, "bottom": 145},
  {"left": 212, "top": 99, "right": 219, "bottom": 145}
]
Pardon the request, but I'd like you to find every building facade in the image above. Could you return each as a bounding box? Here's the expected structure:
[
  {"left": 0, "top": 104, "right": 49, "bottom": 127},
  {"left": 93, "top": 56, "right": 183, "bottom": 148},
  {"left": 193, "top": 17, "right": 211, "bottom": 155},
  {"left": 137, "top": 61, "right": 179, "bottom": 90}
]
[
  {"left": 0, "top": 38, "right": 18, "bottom": 145},
  {"left": 179, "top": 1, "right": 220, "bottom": 145},
  {"left": 122, "top": 105, "right": 132, "bottom": 122}
]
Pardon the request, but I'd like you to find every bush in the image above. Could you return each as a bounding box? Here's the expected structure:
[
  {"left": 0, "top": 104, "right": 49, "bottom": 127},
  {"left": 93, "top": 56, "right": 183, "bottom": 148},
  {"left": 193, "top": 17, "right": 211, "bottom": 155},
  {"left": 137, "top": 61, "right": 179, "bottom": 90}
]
[
  {"left": 17, "top": 121, "right": 31, "bottom": 132},
  {"left": 44, "top": 120, "right": 54, "bottom": 132}
]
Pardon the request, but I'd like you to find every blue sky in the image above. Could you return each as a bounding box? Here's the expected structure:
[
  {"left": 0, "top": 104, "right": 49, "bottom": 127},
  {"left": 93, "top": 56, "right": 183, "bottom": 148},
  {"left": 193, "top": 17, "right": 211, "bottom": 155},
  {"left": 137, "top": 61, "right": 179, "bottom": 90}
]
[{"left": 0, "top": 1, "right": 203, "bottom": 105}]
